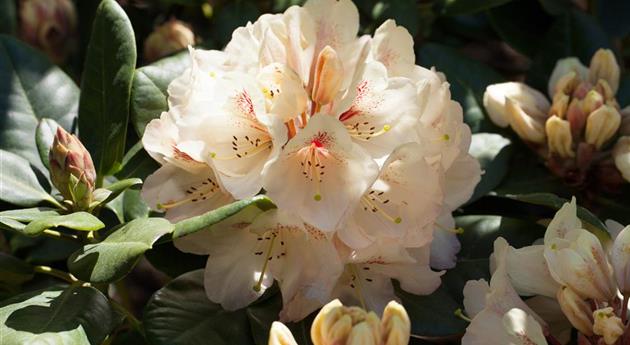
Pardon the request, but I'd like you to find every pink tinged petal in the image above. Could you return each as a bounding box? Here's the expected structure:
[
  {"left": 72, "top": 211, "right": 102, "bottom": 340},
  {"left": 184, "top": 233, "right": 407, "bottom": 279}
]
[
  {"left": 303, "top": 0, "right": 359, "bottom": 59},
  {"left": 503, "top": 244, "right": 561, "bottom": 298},
  {"left": 337, "top": 62, "right": 421, "bottom": 158},
  {"left": 263, "top": 114, "right": 379, "bottom": 232},
  {"left": 411, "top": 66, "right": 451, "bottom": 126},
  {"left": 544, "top": 197, "right": 581, "bottom": 243},
  {"left": 463, "top": 279, "right": 490, "bottom": 318},
  {"left": 443, "top": 154, "right": 482, "bottom": 211},
  {"left": 611, "top": 225, "right": 630, "bottom": 293},
  {"left": 429, "top": 213, "right": 461, "bottom": 270},
  {"left": 526, "top": 296, "right": 573, "bottom": 344},
  {"left": 462, "top": 310, "right": 517, "bottom": 345},
  {"left": 502, "top": 308, "right": 548, "bottom": 345},
  {"left": 141, "top": 164, "right": 233, "bottom": 223},
  {"left": 371, "top": 20, "right": 415, "bottom": 77},
  {"left": 331, "top": 263, "right": 398, "bottom": 316}
]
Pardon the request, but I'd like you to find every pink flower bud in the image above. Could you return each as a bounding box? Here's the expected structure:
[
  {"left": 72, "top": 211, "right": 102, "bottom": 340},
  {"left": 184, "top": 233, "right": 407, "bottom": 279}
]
[{"left": 143, "top": 19, "right": 195, "bottom": 63}]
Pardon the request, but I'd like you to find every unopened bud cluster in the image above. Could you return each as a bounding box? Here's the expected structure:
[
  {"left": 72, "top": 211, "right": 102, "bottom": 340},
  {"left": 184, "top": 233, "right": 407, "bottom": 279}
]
[
  {"left": 484, "top": 49, "right": 630, "bottom": 189},
  {"left": 269, "top": 299, "right": 411, "bottom": 345},
  {"left": 49, "top": 127, "right": 96, "bottom": 210},
  {"left": 143, "top": 19, "right": 195, "bottom": 63}
]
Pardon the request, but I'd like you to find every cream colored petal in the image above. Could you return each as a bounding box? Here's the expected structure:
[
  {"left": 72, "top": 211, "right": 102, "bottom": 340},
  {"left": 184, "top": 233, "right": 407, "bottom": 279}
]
[{"left": 548, "top": 57, "right": 588, "bottom": 97}]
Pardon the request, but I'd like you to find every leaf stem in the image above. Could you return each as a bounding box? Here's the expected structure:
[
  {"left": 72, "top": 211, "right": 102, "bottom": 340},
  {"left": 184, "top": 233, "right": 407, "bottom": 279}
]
[
  {"left": 41, "top": 229, "right": 81, "bottom": 242},
  {"left": 110, "top": 299, "right": 143, "bottom": 334},
  {"left": 33, "top": 265, "right": 79, "bottom": 283}
]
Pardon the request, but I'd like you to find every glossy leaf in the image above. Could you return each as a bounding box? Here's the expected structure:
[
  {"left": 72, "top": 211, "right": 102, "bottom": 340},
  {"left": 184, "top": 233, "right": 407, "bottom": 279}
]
[
  {"left": 93, "top": 177, "right": 143, "bottom": 207},
  {"left": 35, "top": 118, "right": 59, "bottom": 171},
  {"left": 78, "top": 0, "right": 136, "bottom": 180},
  {"left": 143, "top": 270, "right": 255, "bottom": 345},
  {"left": 130, "top": 51, "right": 189, "bottom": 136},
  {"left": 23, "top": 212, "right": 105, "bottom": 236},
  {"left": 0, "top": 0, "right": 16, "bottom": 34},
  {"left": 0, "top": 253, "right": 34, "bottom": 286},
  {"left": 467, "top": 133, "right": 512, "bottom": 204},
  {"left": 0, "top": 150, "right": 59, "bottom": 207},
  {"left": 417, "top": 43, "right": 504, "bottom": 133},
  {"left": 0, "top": 208, "right": 60, "bottom": 223},
  {"left": 173, "top": 196, "right": 276, "bottom": 239},
  {"left": 0, "top": 285, "right": 118, "bottom": 345},
  {"left": 0, "top": 36, "right": 78, "bottom": 172},
  {"left": 68, "top": 218, "right": 174, "bottom": 283}
]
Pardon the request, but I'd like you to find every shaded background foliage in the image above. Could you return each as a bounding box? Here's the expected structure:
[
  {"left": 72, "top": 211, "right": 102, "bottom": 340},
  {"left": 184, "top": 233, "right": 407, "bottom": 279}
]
[{"left": 0, "top": 0, "right": 629, "bottom": 344}]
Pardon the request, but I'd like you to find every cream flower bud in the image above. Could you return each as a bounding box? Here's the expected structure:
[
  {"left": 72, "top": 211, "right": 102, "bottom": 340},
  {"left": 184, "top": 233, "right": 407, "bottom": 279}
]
[
  {"left": 381, "top": 301, "right": 411, "bottom": 345},
  {"left": 556, "top": 286, "right": 594, "bottom": 336},
  {"left": 312, "top": 46, "right": 344, "bottom": 106},
  {"left": 555, "top": 71, "right": 581, "bottom": 97},
  {"left": 549, "top": 92, "right": 569, "bottom": 118},
  {"left": 19, "top": 0, "right": 77, "bottom": 64},
  {"left": 585, "top": 105, "right": 621, "bottom": 149},
  {"left": 505, "top": 97, "right": 546, "bottom": 143},
  {"left": 546, "top": 116, "right": 574, "bottom": 158},
  {"left": 614, "top": 137, "right": 630, "bottom": 182},
  {"left": 548, "top": 57, "right": 588, "bottom": 97},
  {"left": 346, "top": 322, "right": 377, "bottom": 345},
  {"left": 594, "top": 79, "right": 616, "bottom": 101},
  {"left": 589, "top": 49, "right": 620, "bottom": 94},
  {"left": 592, "top": 307, "right": 624, "bottom": 345},
  {"left": 483, "top": 82, "right": 550, "bottom": 128},
  {"left": 611, "top": 224, "right": 630, "bottom": 293},
  {"left": 144, "top": 19, "right": 195, "bottom": 63},
  {"left": 582, "top": 90, "right": 604, "bottom": 115},
  {"left": 269, "top": 322, "right": 298, "bottom": 345},
  {"left": 49, "top": 126, "right": 96, "bottom": 210}
]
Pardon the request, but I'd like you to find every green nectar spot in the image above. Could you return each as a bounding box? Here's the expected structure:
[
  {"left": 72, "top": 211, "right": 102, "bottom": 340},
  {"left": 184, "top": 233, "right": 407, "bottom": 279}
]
[
  {"left": 210, "top": 152, "right": 217, "bottom": 158},
  {"left": 383, "top": 124, "right": 391, "bottom": 132},
  {"left": 394, "top": 217, "right": 402, "bottom": 224},
  {"left": 443, "top": 134, "right": 450, "bottom": 141},
  {"left": 314, "top": 194, "right": 322, "bottom": 201}
]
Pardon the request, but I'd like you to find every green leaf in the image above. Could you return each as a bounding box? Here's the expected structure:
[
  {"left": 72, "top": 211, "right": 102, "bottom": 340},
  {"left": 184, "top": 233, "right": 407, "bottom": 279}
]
[
  {"left": 441, "top": 0, "right": 513, "bottom": 15},
  {"left": 617, "top": 75, "right": 630, "bottom": 108},
  {"left": 0, "top": 149, "right": 59, "bottom": 207},
  {"left": 35, "top": 118, "right": 59, "bottom": 171},
  {"left": 173, "top": 196, "right": 276, "bottom": 239},
  {"left": 130, "top": 51, "right": 189, "bottom": 136},
  {"left": 122, "top": 189, "right": 150, "bottom": 221},
  {"left": 371, "top": 0, "right": 419, "bottom": 36},
  {"left": 23, "top": 212, "right": 105, "bottom": 236},
  {"left": 94, "top": 177, "right": 143, "bottom": 207},
  {"left": 115, "top": 141, "right": 160, "bottom": 180},
  {"left": 0, "top": 208, "right": 60, "bottom": 223},
  {"left": 0, "top": 285, "right": 118, "bottom": 345},
  {"left": 143, "top": 270, "right": 255, "bottom": 345},
  {"left": 145, "top": 242, "right": 207, "bottom": 278},
  {"left": 79, "top": 0, "right": 137, "bottom": 180},
  {"left": 68, "top": 217, "right": 174, "bottom": 283},
  {"left": 0, "top": 253, "right": 34, "bottom": 286},
  {"left": 467, "top": 133, "right": 512, "bottom": 203},
  {"left": 527, "top": 9, "right": 611, "bottom": 91},
  {"left": 417, "top": 43, "right": 504, "bottom": 133},
  {"left": 596, "top": 0, "right": 630, "bottom": 37},
  {"left": 0, "top": 0, "right": 16, "bottom": 34},
  {"left": 212, "top": 1, "right": 260, "bottom": 47},
  {"left": 0, "top": 35, "right": 78, "bottom": 172},
  {"left": 0, "top": 217, "right": 26, "bottom": 231}
]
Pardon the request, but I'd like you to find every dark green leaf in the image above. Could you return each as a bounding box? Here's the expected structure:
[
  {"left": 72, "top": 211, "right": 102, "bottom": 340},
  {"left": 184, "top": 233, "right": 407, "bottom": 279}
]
[
  {"left": 537, "top": 0, "right": 574, "bottom": 15},
  {"left": 115, "top": 141, "right": 160, "bottom": 181},
  {"left": 143, "top": 270, "right": 255, "bottom": 345},
  {"left": 596, "top": 0, "right": 630, "bottom": 37},
  {"left": 0, "top": 36, "right": 78, "bottom": 171},
  {"left": 0, "top": 0, "right": 16, "bottom": 34},
  {"left": 94, "top": 177, "right": 143, "bottom": 207},
  {"left": 173, "top": 196, "right": 275, "bottom": 239},
  {"left": 441, "top": 0, "right": 513, "bottom": 15},
  {"left": 617, "top": 75, "right": 630, "bottom": 108},
  {"left": 0, "top": 150, "right": 59, "bottom": 207},
  {"left": 35, "top": 119, "right": 59, "bottom": 171},
  {"left": 467, "top": 133, "right": 512, "bottom": 203},
  {"left": 417, "top": 43, "right": 504, "bottom": 133},
  {"left": 68, "top": 218, "right": 174, "bottom": 283},
  {"left": 79, "top": 0, "right": 137, "bottom": 180},
  {"left": 527, "top": 9, "right": 611, "bottom": 91},
  {"left": 212, "top": 1, "right": 260, "bottom": 47},
  {"left": 145, "top": 242, "right": 207, "bottom": 278},
  {"left": 371, "top": 0, "right": 419, "bottom": 36},
  {"left": 0, "top": 285, "right": 118, "bottom": 345},
  {"left": 130, "top": 51, "right": 189, "bottom": 136},
  {"left": 23, "top": 212, "right": 105, "bottom": 236},
  {"left": 123, "top": 189, "right": 150, "bottom": 221},
  {"left": 0, "top": 253, "right": 34, "bottom": 286}
]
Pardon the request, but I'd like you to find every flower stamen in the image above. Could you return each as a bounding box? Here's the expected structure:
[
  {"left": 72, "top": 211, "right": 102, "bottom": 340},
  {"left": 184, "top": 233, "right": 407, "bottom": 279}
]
[
  {"left": 360, "top": 193, "right": 402, "bottom": 224},
  {"left": 345, "top": 123, "right": 392, "bottom": 141},
  {"left": 253, "top": 232, "right": 277, "bottom": 292},
  {"left": 157, "top": 177, "right": 219, "bottom": 210}
]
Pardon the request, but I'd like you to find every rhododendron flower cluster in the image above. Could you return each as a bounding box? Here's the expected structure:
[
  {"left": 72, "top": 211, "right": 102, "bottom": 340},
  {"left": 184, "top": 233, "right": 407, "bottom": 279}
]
[
  {"left": 141, "top": 0, "right": 481, "bottom": 321},
  {"left": 461, "top": 198, "right": 630, "bottom": 345}
]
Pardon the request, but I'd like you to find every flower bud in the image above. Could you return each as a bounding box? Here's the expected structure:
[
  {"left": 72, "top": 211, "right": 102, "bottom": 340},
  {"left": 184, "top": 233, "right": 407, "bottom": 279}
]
[
  {"left": 557, "top": 286, "right": 594, "bottom": 336},
  {"left": 269, "top": 322, "right": 298, "bottom": 345},
  {"left": 505, "top": 97, "right": 546, "bottom": 143},
  {"left": 484, "top": 82, "right": 550, "bottom": 128},
  {"left": 49, "top": 127, "right": 96, "bottom": 210},
  {"left": 144, "top": 19, "right": 195, "bottom": 63},
  {"left": 589, "top": 49, "right": 620, "bottom": 94},
  {"left": 381, "top": 301, "right": 410, "bottom": 345},
  {"left": 566, "top": 98, "right": 587, "bottom": 137},
  {"left": 549, "top": 92, "right": 569, "bottom": 118},
  {"left": 613, "top": 136, "right": 630, "bottom": 183},
  {"left": 585, "top": 105, "right": 621, "bottom": 149},
  {"left": 594, "top": 79, "right": 616, "bottom": 102},
  {"left": 312, "top": 46, "right": 344, "bottom": 106},
  {"left": 582, "top": 90, "right": 604, "bottom": 115},
  {"left": 258, "top": 63, "right": 309, "bottom": 122},
  {"left": 548, "top": 57, "right": 588, "bottom": 97},
  {"left": 592, "top": 307, "right": 624, "bottom": 345},
  {"left": 546, "top": 116, "right": 574, "bottom": 158},
  {"left": 346, "top": 322, "right": 377, "bottom": 345},
  {"left": 19, "top": 0, "right": 77, "bottom": 64},
  {"left": 611, "top": 224, "right": 630, "bottom": 293}
]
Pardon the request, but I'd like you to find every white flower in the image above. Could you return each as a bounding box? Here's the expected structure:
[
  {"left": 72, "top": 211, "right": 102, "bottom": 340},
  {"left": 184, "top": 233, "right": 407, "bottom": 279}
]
[
  {"left": 483, "top": 82, "right": 550, "bottom": 129},
  {"left": 175, "top": 208, "right": 342, "bottom": 322},
  {"left": 610, "top": 222, "right": 630, "bottom": 293},
  {"left": 613, "top": 136, "right": 630, "bottom": 183},
  {"left": 593, "top": 307, "right": 624, "bottom": 345},
  {"left": 331, "top": 240, "right": 442, "bottom": 316}
]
